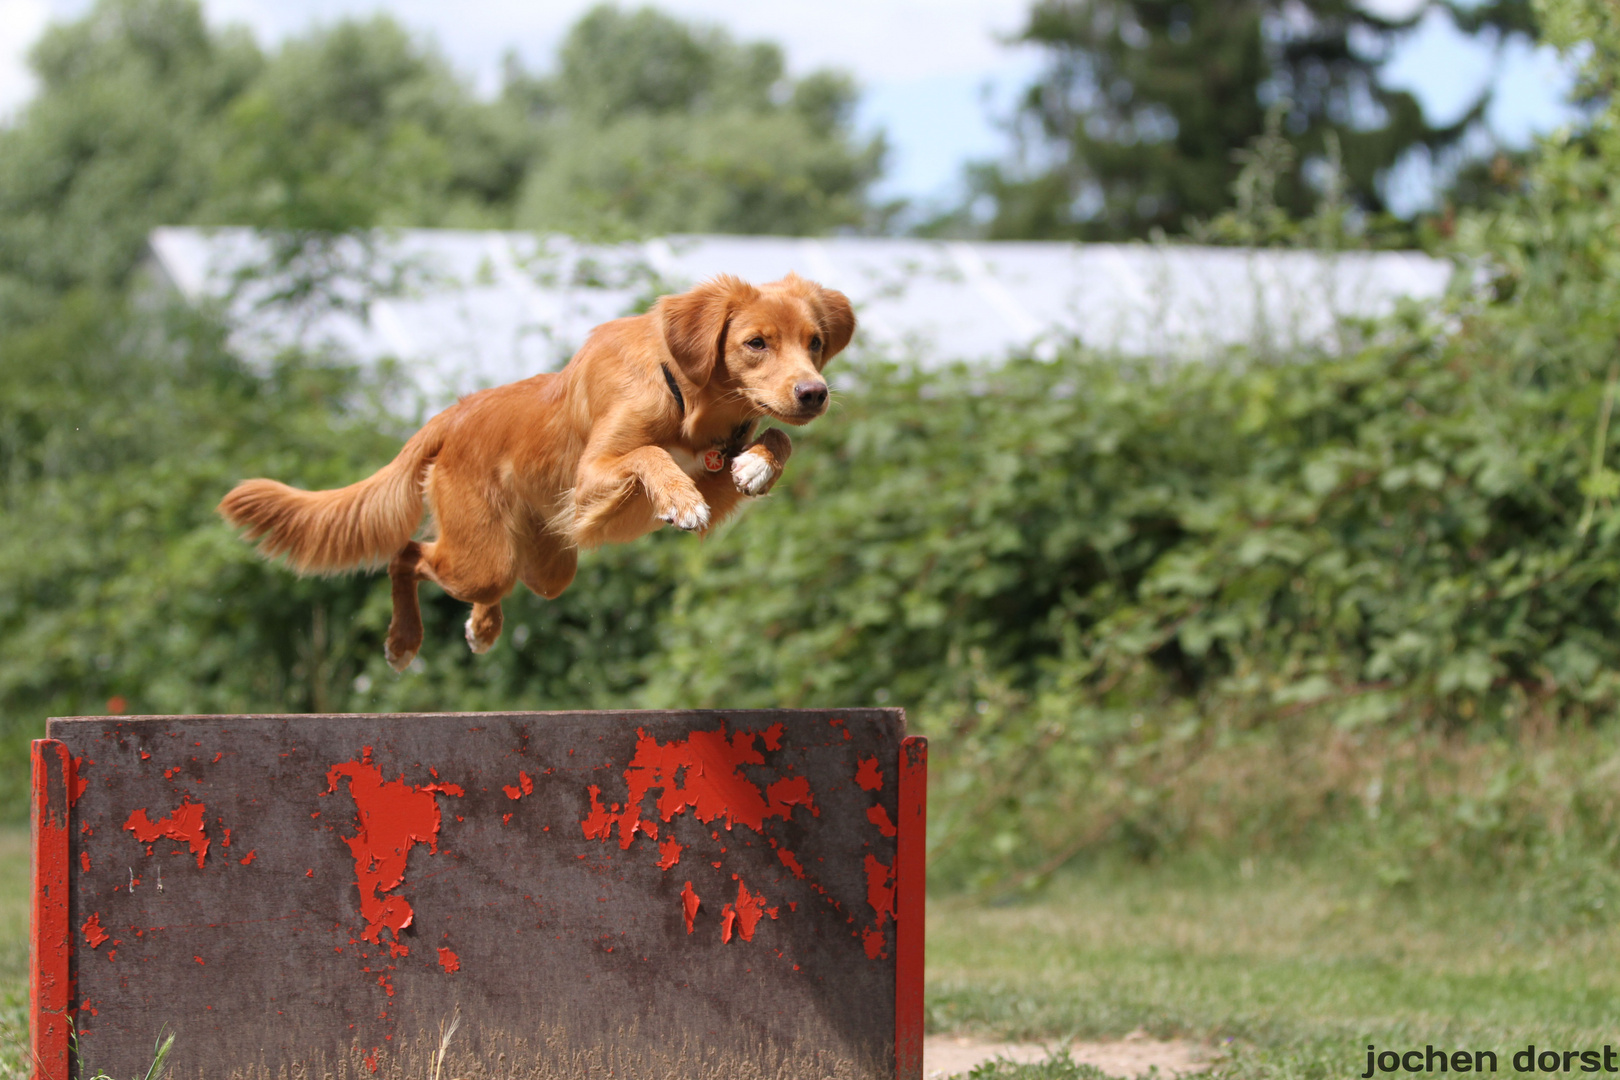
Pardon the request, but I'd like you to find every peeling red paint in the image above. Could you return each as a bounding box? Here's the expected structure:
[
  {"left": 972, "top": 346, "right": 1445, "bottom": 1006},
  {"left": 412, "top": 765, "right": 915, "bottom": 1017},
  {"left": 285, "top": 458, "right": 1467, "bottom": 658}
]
[
  {"left": 222, "top": 827, "right": 231, "bottom": 847},
  {"left": 681, "top": 881, "right": 699, "bottom": 933},
  {"left": 123, "top": 801, "right": 209, "bottom": 868},
  {"left": 82, "top": 913, "right": 109, "bottom": 949},
  {"left": 193, "top": 955, "right": 205, "bottom": 965},
  {"left": 80, "top": 850, "right": 90, "bottom": 873},
  {"left": 656, "top": 837, "right": 683, "bottom": 870},
  {"left": 866, "top": 804, "right": 897, "bottom": 837},
  {"left": 581, "top": 785, "right": 614, "bottom": 841},
  {"left": 730, "top": 878, "right": 777, "bottom": 942},
  {"left": 860, "top": 853, "right": 895, "bottom": 960},
  {"left": 580, "top": 723, "right": 819, "bottom": 860},
  {"left": 364, "top": 1049, "right": 379, "bottom": 1073},
  {"left": 69, "top": 757, "right": 88, "bottom": 805},
  {"left": 864, "top": 855, "right": 894, "bottom": 922},
  {"left": 378, "top": 974, "right": 395, "bottom": 997},
  {"left": 326, "top": 754, "right": 462, "bottom": 945},
  {"left": 437, "top": 947, "right": 460, "bottom": 973},
  {"left": 239, "top": 850, "right": 256, "bottom": 866},
  {"left": 856, "top": 756, "right": 883, "bottom": 791},
  {"left": 720, "top": 903, "right": 737, "bottom": 943},
  {"left": 502, "top": 771, "right": 534, "bottom": 800},
  {"left": 765, "top": 775, "right": 819, "bottom": 818},
  {"left": 772, "top": 843, "right": 806, "bottom": 879}
]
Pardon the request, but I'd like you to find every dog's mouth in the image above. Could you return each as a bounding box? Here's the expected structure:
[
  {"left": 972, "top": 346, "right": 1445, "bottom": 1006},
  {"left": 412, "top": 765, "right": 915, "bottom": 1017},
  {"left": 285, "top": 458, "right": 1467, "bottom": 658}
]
[
  {"left": 764, "top": 401, "right": 827, "bottom": 425},
  {"left": 744, "top": 389, "right": 828, "bottom": 425}
]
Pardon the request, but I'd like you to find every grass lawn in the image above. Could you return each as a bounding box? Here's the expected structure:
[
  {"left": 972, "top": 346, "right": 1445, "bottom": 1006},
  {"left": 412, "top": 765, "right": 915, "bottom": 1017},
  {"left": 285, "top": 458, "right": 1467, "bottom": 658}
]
[
  {"left": 928, "top": 859, "right": 1620, "bottom": 1078},
  {"left": 3, "top": 828, "right": 1617, "bottom": 1079},
  {"left": 1, "top": 827, "right": 28, "bottom": 1080}
]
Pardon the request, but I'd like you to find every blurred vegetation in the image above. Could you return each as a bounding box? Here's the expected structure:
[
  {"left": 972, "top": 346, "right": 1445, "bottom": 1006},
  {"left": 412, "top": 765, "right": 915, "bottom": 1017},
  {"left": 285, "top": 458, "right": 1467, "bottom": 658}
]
[
  {"left": 0, "top": 0, "right": 884, "bottom": 322},
  {"left": 940, "top": 0, "right": 1539, "bottom": 242},
  {"left": 2, "top": 0, "right": 1620, "bottom": 926},
  {"left": 504, "top": 6, "right": 887, "bottom": 237}
]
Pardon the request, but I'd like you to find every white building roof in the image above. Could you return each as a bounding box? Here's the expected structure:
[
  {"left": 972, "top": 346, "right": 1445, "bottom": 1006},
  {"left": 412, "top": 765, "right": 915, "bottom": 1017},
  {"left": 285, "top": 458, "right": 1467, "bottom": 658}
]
[{"left": 145, "top": 227, "right": 1455, "bottom": 408}]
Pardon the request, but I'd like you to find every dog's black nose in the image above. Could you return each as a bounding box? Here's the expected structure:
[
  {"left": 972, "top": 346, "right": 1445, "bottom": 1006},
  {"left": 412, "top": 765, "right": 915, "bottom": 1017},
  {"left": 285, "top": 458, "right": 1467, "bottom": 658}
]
[{"left": 794, "top": 380, "right": 829, "bottom": 410}]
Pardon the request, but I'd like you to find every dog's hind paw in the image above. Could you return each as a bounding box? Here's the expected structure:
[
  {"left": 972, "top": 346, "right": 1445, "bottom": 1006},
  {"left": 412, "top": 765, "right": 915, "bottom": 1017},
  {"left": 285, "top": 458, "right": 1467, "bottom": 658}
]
[
  {"left": 465, "top": 614, "right": 498, "bottom": 654},
  {"left": 658, "top": 499, "right": 711, "bottom": 532},
  {"left": 384, "top": 638, "right": 418, "bottom": 673},
  {"left": 731, "top": 449, "right": 777, "bottom": 496}
]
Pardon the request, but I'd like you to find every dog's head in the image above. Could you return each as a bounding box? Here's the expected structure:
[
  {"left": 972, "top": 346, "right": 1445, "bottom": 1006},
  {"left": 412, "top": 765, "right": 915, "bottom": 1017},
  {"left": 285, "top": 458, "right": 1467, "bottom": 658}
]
[{"left": 659, "top": 273, "right": 856, "bottom": 425}]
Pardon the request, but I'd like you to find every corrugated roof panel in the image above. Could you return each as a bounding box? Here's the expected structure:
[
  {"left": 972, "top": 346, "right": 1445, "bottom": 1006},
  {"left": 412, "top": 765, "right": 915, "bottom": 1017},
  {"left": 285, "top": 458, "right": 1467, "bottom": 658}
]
[{"left": 145, "top": 227, "right": 1455, "bottom": 406}]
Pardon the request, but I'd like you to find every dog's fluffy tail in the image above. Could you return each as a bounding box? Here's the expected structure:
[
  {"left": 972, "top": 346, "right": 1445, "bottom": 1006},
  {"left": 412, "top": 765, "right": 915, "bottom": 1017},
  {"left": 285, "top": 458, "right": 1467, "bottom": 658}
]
[{"left": 218, "top": 418, "right": 446, "bottom": 575}]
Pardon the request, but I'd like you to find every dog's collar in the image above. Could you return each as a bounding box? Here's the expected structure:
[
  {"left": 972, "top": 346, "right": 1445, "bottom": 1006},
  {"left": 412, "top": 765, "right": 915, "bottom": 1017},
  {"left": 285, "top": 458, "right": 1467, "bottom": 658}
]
[
  {"left": 718, "top": 421, "right": 754, "bottom": 457},
  {"left": 661, "top": 364, "right": 686, "bottom": 418},
  {"left": 696, "top": 422, "right": 757, "bottom": 473}
]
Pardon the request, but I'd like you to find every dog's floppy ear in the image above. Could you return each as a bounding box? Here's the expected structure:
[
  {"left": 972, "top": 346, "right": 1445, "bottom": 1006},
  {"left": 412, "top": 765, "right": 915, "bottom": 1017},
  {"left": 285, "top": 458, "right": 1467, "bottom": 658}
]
[
  {"left": 813, "top": 285, "right": 857, "bottom": 363},
  {"left": 659, "top": 275, "right": 758, "bottom": 387}
]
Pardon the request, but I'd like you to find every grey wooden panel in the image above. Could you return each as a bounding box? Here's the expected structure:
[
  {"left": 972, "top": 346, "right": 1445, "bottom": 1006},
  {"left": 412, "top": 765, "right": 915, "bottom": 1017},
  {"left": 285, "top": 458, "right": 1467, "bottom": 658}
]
[{"left": 49, "top": 709, "right": 906, "bottom": 1079}]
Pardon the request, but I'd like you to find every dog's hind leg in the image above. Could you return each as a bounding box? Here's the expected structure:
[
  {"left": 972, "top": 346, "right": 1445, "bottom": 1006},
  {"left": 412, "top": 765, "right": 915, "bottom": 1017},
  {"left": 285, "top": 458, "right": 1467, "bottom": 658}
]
[
  {"left": 385, "top": 541, "right": 427, "bottom": 672},
  {"left": 385, "top": 533, "right": 517, "bottom": 666},
  {"left": 384, "top": 462, "right": 518, "bottom": 665},
  {"left": 518, "top": 537, "right": 578, "bottom": 601},
  {"left": 487, "top": 534, "right": 576, "bottom": 657},
  {"left": 414, "top": 488, "right": 518, "bottom": 657}
]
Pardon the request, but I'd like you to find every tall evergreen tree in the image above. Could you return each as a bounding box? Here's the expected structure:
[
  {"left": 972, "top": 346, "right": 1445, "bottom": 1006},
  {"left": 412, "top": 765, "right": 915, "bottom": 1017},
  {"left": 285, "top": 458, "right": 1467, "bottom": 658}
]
[{"left": 969, "top": 0, "right": 1537, "bottom": 241}]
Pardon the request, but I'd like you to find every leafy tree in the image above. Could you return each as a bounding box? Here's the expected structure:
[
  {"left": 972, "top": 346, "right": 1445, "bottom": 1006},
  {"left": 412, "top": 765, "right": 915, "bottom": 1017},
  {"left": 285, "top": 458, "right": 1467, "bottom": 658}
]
[
  {"left": 204, "top": 16, "right": 534, "bottom": 232},
  {"left": 0, "top": 0, "right": 888, "bottom": 324},
  {"left": 0, "top": 0, "right": 261, "bottom": 312},
  {"left": 506, "top": 5, "right": 887, "bottom": 237},
  {"left": 966, "top": 0, "right": 1538, "bottom": 241}
]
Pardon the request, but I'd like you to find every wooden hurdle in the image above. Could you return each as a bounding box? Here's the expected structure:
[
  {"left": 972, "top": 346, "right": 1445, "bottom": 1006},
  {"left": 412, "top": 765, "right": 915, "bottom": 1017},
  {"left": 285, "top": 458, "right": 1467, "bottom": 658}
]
[{"left": 31, "top": 709, "right": 925, "bottom": 1080}]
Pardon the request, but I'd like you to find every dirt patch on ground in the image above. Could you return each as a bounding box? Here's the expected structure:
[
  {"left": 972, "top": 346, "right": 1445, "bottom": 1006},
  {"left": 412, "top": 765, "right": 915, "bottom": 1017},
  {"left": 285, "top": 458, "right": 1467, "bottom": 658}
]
[{"left": 924, "top": 1032, "right": 1212, "bottom": 1078}]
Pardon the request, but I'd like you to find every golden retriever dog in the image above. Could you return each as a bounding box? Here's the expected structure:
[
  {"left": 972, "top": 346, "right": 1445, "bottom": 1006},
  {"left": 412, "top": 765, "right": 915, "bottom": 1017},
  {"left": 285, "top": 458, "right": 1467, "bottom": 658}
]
[{"left": 219, "top": 273, "right": 854, "bottom": 671}]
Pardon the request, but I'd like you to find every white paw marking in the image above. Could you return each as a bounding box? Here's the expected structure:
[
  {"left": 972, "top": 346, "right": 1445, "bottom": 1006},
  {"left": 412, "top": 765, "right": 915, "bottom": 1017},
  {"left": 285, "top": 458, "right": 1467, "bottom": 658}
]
[
  {"left": 659, "top": 500, "right": 711, "bottom": 532},
  {"left": 384, "top": 639, "right": 416, "bottom": 673},
  {"left": 732, "top": 451, "right": 775, "bottom": 496},
  {"left": 465, "top": 615, "right": 496, "bottom": 654}
]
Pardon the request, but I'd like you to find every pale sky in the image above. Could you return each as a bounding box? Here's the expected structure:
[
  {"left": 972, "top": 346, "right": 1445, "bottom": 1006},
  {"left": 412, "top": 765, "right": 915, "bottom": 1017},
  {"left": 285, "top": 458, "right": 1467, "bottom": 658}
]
[{"left": 0, "top": 0, "right": 1583, "bottom": 213}]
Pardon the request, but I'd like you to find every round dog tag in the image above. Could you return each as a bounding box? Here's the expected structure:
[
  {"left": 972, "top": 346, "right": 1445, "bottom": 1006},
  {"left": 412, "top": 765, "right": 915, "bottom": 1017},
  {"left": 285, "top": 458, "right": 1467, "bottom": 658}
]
[{"left": 703, "top": 449, "right": 726, "bottom": 472}]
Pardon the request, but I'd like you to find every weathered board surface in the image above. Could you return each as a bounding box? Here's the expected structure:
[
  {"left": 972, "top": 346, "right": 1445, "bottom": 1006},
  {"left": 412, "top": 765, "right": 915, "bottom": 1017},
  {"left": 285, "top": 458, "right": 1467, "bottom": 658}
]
[{"left": 34, "top": 709, "right": 924, "bottom": 1080}]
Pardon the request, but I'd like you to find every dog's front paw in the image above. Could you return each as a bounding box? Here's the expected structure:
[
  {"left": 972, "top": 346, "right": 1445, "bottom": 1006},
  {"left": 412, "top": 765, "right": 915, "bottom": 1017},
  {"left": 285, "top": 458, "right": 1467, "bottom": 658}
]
[
  {"left": 657, "top": 496, "right": 711, "bottom": 532},
  {"left": 731, "top": 449, "right": 778, "bottom": 496}
]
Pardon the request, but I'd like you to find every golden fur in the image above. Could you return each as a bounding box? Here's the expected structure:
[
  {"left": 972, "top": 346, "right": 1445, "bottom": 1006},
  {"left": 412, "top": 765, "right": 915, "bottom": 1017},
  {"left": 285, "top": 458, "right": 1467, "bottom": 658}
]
[{"left": 219, "top": 273, "right": 855, "bottom": 671}]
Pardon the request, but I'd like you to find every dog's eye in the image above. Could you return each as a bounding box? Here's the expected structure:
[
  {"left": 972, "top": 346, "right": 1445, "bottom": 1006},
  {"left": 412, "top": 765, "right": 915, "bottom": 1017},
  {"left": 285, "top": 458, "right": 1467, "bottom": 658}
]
[
  {"left": 810, "top": 336, "right": 823, "bottom": 351},
  {"left": 746, "top": 337, "right": 767, "bottom": 350}
]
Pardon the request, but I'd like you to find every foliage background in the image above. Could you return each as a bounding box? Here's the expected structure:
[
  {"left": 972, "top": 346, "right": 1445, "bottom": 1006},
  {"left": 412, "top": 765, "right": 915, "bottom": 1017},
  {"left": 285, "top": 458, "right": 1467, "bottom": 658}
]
[{"left": 2, "top": 0, "right": 1620, "bottom": 920}]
